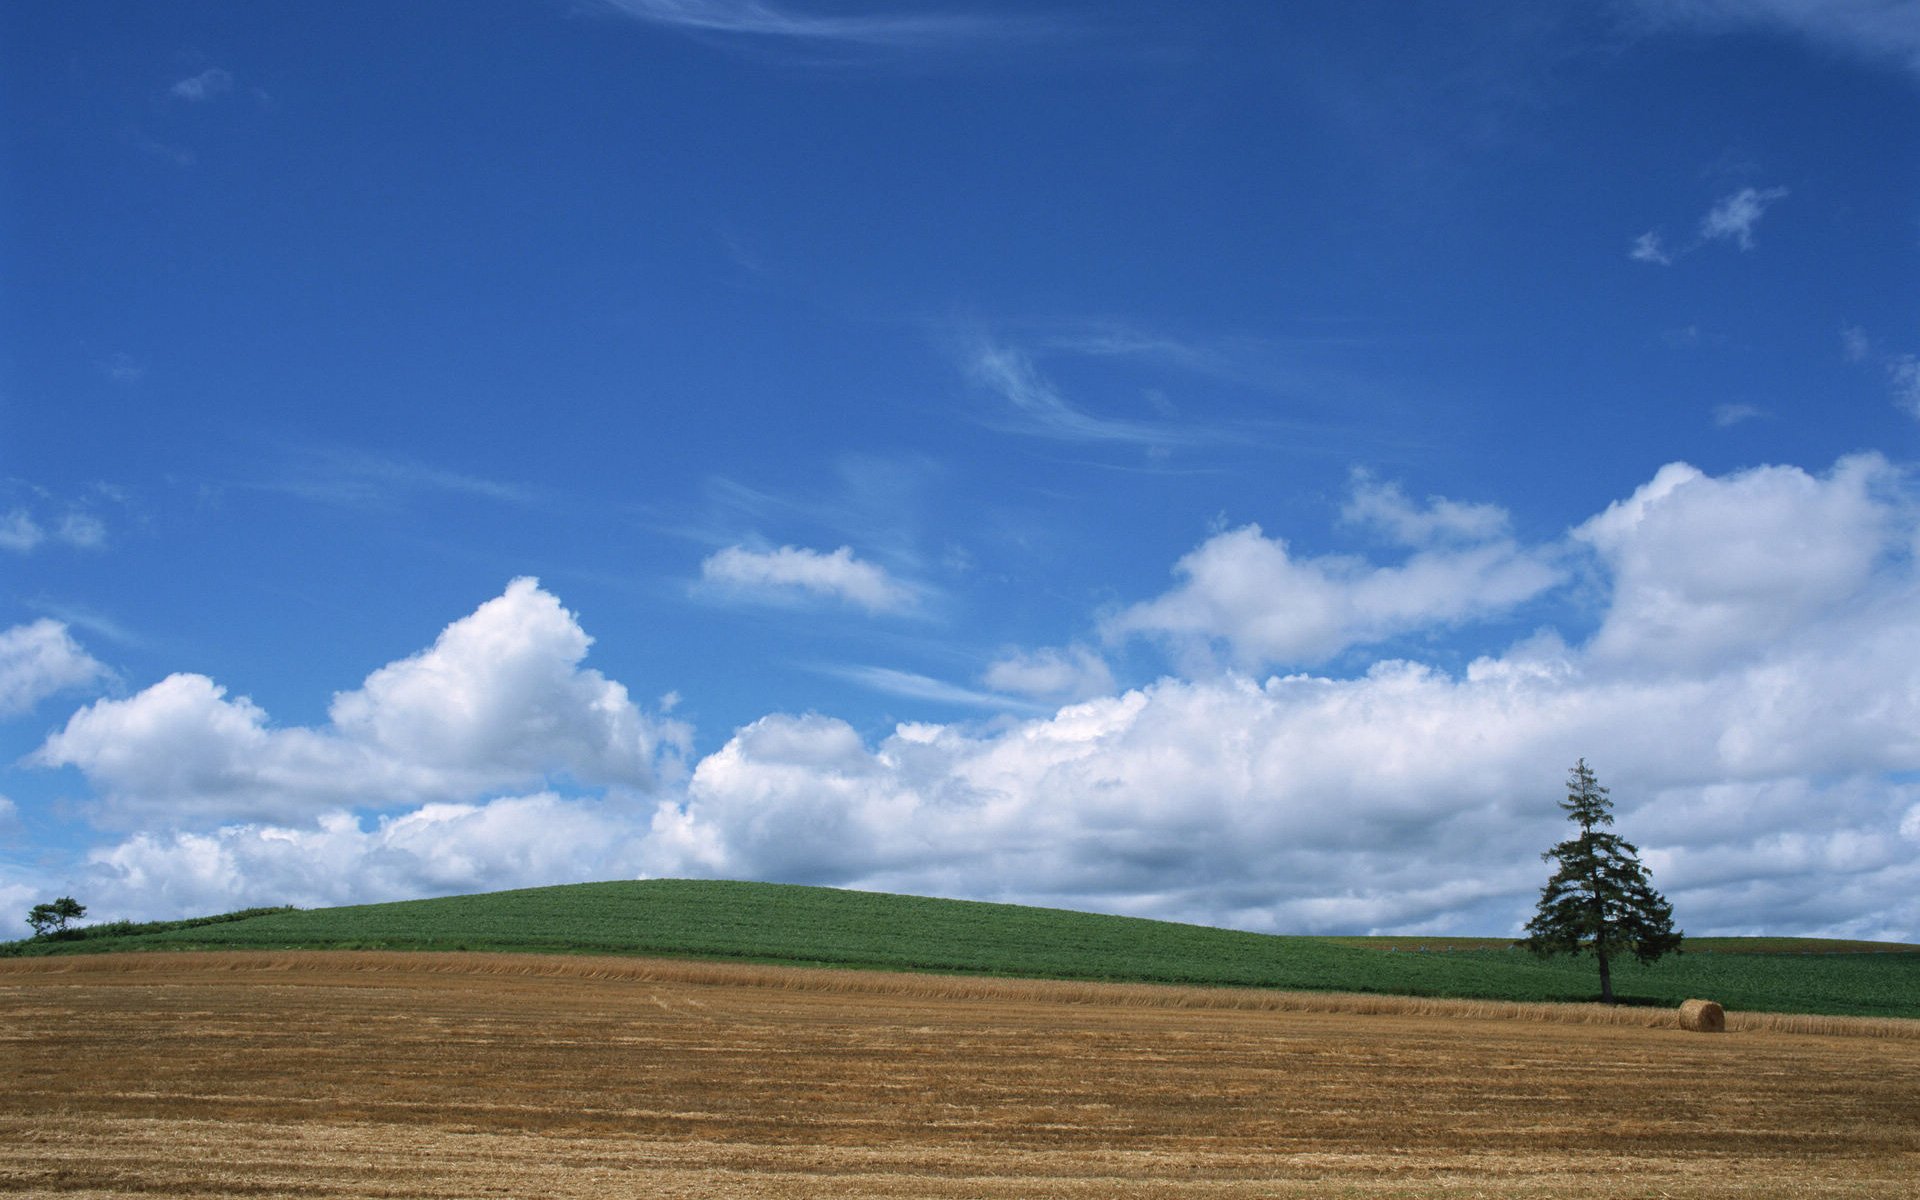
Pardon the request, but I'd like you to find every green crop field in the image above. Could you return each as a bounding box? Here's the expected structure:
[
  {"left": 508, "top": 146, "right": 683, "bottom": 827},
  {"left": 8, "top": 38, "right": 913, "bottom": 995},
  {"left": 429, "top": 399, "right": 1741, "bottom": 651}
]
[{"left": 6, "top": 879, "right": 1917, "bottom": 1018}]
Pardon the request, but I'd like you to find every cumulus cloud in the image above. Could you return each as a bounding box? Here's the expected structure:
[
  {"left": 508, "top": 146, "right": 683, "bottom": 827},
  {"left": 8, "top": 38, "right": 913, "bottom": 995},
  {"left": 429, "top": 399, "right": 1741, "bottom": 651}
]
[
  {"left": 20, "top": 458, "right": 1920, "bottom": 941},
  {"left": 700, "top": 544, "right": 918, "bottom": 614},
  {"left": 982, "top": 645, "right": 1115, "bottom": 701},
  {"left": 0, "top": 620, "right": 111, "bottom": 717},
  {"left": 1699, "top": 185, "right": 1789, "bottom": 250},
  {"left": 1106, "top": 487, "right": 1559, "bottom": 670},
  {"left": 655, "top": 454, "right": 1920, "bottom": 937},
  {"left": 69, "top": 795, "right": 673, "bottom": 921},
  {"left": 668, "top": 650, "right": 1920, "bottom": 936},
  {"left": 34, "top": 579, "right": 688, "bottom": 826},
  {"left": 1574, "top": 455, "right": 1899, "bottom": 671}
]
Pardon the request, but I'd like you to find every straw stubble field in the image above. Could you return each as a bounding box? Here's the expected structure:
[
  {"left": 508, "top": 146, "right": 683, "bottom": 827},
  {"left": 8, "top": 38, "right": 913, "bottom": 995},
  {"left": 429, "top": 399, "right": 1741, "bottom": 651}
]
[{"left": 2, "top": 952, "right": 1916, "bottom": 1198}]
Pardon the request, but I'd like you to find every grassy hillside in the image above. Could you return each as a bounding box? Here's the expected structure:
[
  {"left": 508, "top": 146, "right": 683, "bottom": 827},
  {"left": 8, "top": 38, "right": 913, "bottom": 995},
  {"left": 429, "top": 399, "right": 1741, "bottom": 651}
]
[{"left": 6, "top": 879, "right": 1917, "bottom": 1018}]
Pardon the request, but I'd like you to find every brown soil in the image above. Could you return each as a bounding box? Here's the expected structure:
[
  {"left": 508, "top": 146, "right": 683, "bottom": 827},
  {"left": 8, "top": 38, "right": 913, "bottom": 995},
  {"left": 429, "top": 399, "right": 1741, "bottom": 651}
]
[{"left": 2, "top": 952, "right": 1916, "bottom": 1198}]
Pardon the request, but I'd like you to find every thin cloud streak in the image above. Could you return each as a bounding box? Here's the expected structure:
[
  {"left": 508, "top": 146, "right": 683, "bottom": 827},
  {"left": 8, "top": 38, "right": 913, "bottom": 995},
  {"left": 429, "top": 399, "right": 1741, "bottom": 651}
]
[
  {"left": 252, "top": 445, "right": 539, "bottom": 511},
  {"left": 965, "top": 340, "right": 1219, "bottom": 449},
  {"left": 599, "top": 0, "right": 1066, "bottom": 50},
  {"left": 1632, "top": 0, "right": 1920, "bottom": 79},
  {"left": 825, "top": 664, "right": 1047, "bottom": 713}
]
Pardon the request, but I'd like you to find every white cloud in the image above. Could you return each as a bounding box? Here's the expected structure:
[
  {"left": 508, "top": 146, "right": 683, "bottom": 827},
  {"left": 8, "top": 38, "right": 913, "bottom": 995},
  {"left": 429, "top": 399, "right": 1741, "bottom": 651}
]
[
  {"left": 700, "top": 544, "right": 918, "bottom": 614},
  {"left": 1712, "top": 403, "right": 1763, "bottom": 427},
  {"left": 20, "top": 458, "right": 1920, "bottom": 942},
  {"left": 34, "top": 579, "right": 688, "bottom": 826},
  {"left": 1843, "top": 325, "right": 1872, "bottom": 362},
  {"left": 98, "top": 353, "right": 146, "bottom": 384},
  {"left": 0, "top": 879, "right": 36, "bottom": 938},
  {"left": 829, "top": 665, "right": 1044, "bottom": 712},
  {"left": 1629, "top": 230, "right": 1672, "bottom": 265},
  {"left": 170, "top": 68, "right": 233, "bottom": 101},
  {"left": 0, "top": 620, "right": 111, "bottom": 718},
  {"left": 0, "top": 510, "right": 41, "bottom": 553},
  {"left": 71, "top": 796, "right": 664, "bottom": 921},
  {"left": 651, "top": 454, "right": 1920, "bottom": 938},
  {"left": 1699, "top": 185, "right": 1789, "bottom": 250},
  {"left": 1105, "top": 504, "right": 1559, "bottom": 670},
  {"left": 0, "top": 505, "right": 106, "bottom": 554},
  {"left": 1634, "top": 0, "right": 1920, "bottom": 78},
  {"left": 1341, "top": 471, "right": 1512, "bottom": 546},
  {"left": 170, "top": 77, "right": 223, "bottom": 101},
  {"left": 261, "top": 445, "right": 536, "bottom": 510},
  {"left": 965, "top": 340, "right": 1208, "bottom": 448},
  {"left": 57, "top": 512, "right": 106, "bottom": 548},
  {"left": 667, "top": 652, "right": 1920, "bottom": 936},
  {"left": 1890, "top": 355, "right": 1920, "bottom": 418},
  {"left": 598, "top": 0, "right": 1059, "bottom": 50},
  {"left": 982, "top": 645, "right": 1115, "bottom": 701},
  {"left": 1574, "top": 455, "right": 1898, "bottom": 671}
]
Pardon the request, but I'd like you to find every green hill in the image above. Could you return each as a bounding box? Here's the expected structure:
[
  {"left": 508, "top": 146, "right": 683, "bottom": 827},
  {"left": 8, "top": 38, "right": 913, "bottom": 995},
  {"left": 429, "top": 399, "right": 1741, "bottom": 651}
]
[{"left": 7, "top": 879, "right": 1917, "bottom": 1018}]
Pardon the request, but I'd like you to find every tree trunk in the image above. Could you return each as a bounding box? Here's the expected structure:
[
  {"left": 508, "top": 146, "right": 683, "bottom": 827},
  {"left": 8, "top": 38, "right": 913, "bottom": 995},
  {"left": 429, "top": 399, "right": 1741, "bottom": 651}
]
[{"left": 1597, "top": 950, "right": 1614, "bottom": 1004}]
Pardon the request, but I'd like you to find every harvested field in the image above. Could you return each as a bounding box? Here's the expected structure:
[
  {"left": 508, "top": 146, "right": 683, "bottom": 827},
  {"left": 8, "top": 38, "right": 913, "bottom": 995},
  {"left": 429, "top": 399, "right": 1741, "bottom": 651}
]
[{"left": 2, "top": 953, "right": 1917, "bottom": 1198}]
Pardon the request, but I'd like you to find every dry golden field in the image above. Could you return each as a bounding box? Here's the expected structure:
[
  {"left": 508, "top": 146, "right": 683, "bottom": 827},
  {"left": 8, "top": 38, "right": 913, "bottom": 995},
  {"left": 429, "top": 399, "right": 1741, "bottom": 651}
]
[{"left": 2, "top": 952, "right": 1917, "bottom": 1198}]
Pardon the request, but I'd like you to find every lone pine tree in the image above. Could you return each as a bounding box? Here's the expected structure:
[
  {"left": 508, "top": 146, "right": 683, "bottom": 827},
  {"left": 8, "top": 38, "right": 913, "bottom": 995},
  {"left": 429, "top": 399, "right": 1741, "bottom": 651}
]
[{"left": 1524, "top": 760, "right": 1681, "bottom": 1003}]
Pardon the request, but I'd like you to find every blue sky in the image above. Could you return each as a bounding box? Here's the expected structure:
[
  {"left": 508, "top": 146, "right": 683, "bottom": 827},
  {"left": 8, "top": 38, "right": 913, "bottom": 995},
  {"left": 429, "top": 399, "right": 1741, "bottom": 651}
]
[{"left": 4, "top": 1, "right": 1920, "bottom": 939}]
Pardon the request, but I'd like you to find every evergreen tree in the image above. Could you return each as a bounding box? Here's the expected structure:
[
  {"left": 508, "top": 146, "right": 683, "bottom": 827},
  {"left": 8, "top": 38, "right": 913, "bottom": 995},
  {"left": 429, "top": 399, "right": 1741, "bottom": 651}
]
[{"left": 1524, "top": 760, "right": 1681, "bottom": 1003}]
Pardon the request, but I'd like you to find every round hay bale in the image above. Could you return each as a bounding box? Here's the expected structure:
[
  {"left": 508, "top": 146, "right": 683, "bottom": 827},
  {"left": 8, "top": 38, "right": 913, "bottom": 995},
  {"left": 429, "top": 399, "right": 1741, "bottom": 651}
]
[{"left": 1678, "top": 998, "right": 1726, "bottom": 1033}]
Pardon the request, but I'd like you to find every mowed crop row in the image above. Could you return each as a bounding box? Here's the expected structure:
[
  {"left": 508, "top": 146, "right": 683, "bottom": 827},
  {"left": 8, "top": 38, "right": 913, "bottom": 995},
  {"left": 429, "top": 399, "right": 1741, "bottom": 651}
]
[{"left": 3, "top": 952, "right": 1917, "bottom": 1198}]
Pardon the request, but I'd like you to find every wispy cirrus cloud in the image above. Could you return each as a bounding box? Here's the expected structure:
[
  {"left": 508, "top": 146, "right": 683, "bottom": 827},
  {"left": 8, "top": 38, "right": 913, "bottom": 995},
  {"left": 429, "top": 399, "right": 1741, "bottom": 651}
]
[
  {"left": 825, "top": 664, "right": 1045, "bottom": 712},
  {"left": 1836, "top": 325, "right": 1920, "bottom": 420},
  {"left": 598, "top": 0, "right": 1065, "bottom": 53},
  {"left": 253, "top": 445, "right": 537, "bottom": 511},
  {"left": 965, "top": 339, "right": 1216, "bottom": 449},
  {"left": 1632, "top": 0, "right": 1920, "bottom": 79}
]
